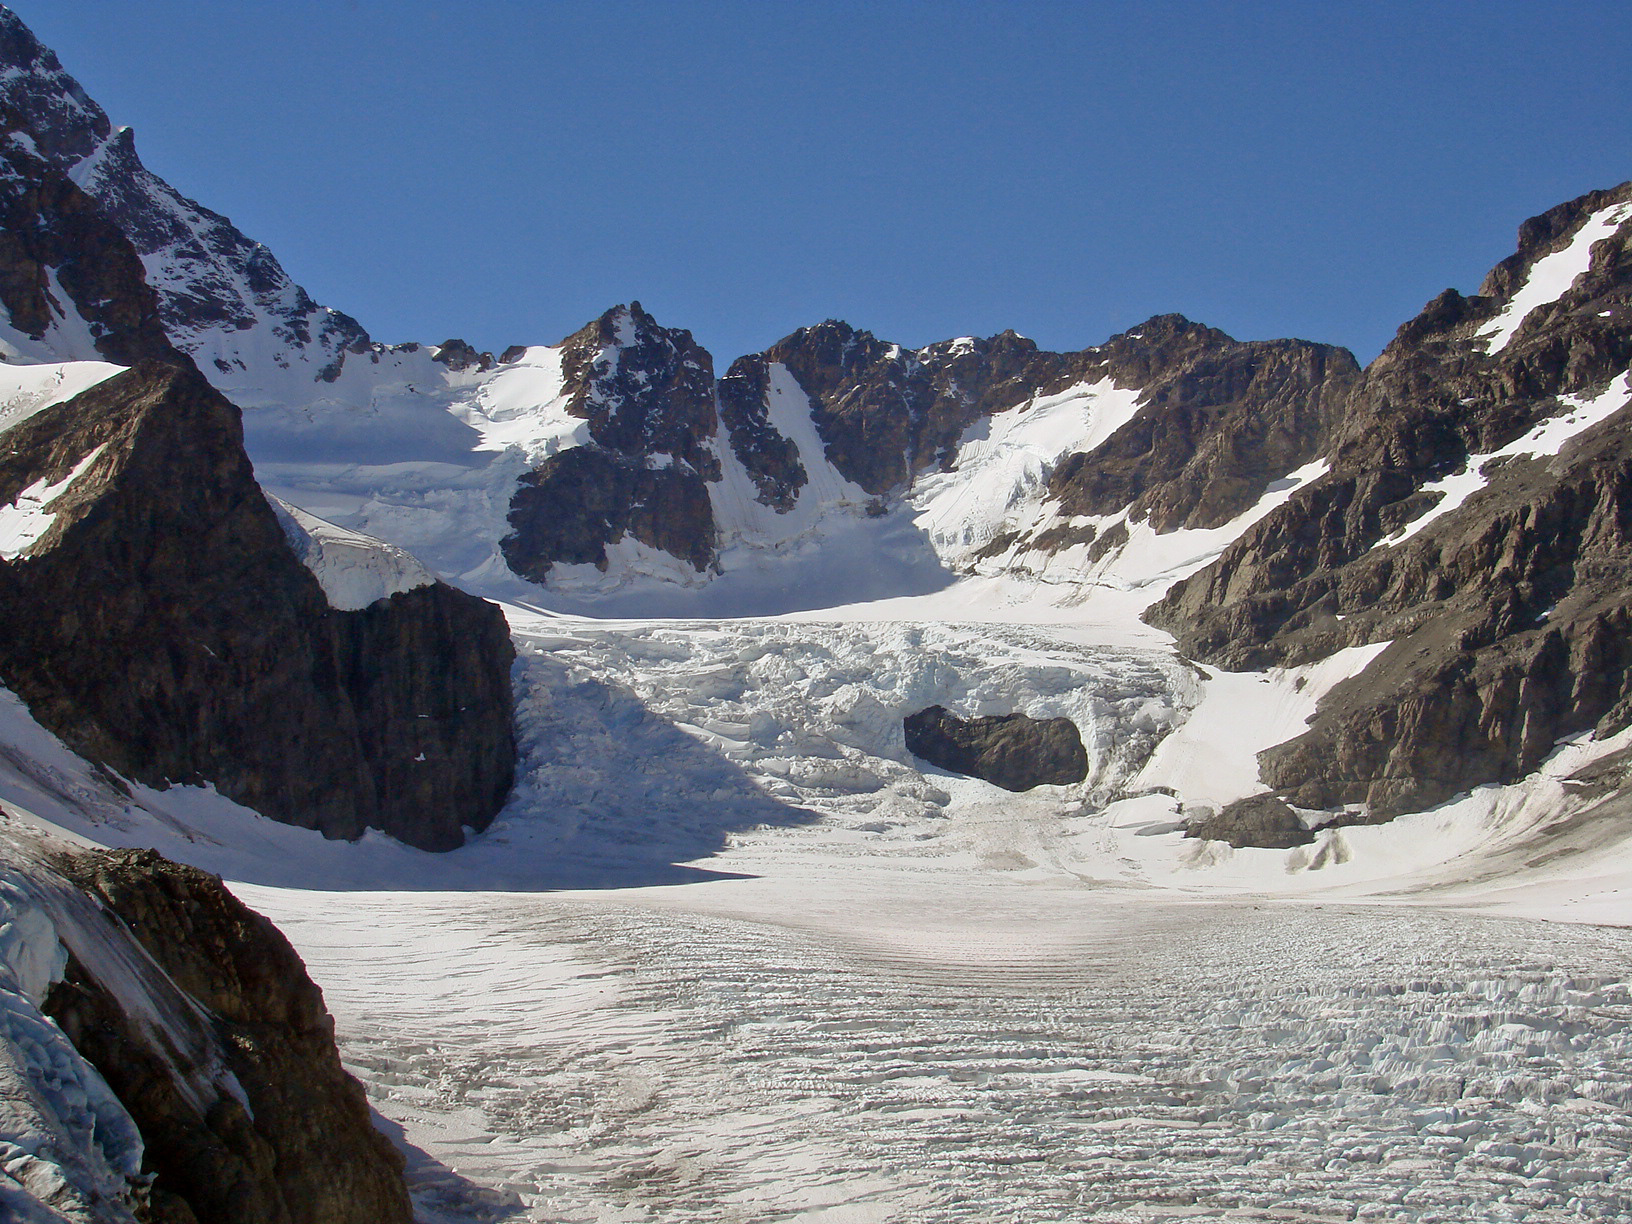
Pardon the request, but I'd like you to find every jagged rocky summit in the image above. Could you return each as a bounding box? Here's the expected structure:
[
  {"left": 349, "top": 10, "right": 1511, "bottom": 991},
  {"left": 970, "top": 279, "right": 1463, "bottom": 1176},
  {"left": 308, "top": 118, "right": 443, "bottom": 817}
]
[
  {"left": 0, "top": 6, "right": 516, "bottom": 853},
  {"left": 1151, "top": 181, "right": 1632, "bottom": 823}
]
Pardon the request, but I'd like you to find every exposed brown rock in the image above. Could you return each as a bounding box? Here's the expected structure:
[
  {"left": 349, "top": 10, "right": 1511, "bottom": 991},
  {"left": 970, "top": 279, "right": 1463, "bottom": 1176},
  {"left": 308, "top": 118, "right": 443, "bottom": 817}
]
[
  {"left": 1185, "top": 794, "right": 1315, "bottom": 849},
  {"left": 1150, "top": 180, "right": 1632, "bottom": 820},
  {"left": 556, "top": 301, "right": 720, "bottom": 474},
  {"left": 755, "top": 314, "right": 1358, "bottom": 559},
  {"left": 0, "top": 8, "right": 373, "bottom": 380},
  {"left": 903, "top": 705, "right": 1088, "bottom": 791},
  {"left": 44, "top": 846, "right": 412, "bottom": 1224},
  {"left": 1045, "top": 316, "right": 1360, "bottom": 531},
  {"left": 764, "top": 322, "right": 1066, "bottom": 496},
  {"left": 431, "top": 337, "right": 491, "bottom": 371}
]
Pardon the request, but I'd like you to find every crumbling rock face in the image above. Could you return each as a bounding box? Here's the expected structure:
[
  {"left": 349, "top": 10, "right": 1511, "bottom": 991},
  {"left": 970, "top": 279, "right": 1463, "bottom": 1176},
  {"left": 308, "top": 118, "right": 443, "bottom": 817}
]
[
  {"left": 501, "top": 306, "right": 1361, "bottom": 584},
  {"left": 1184, "top": 794, "right": 1315, "bottom": 849},
  {"left": 557, "top": 301, "right": 720, "bottom": 474},
  {"left": 903, "top": 705, "right": 1088, "bottom": 792},
  {"left": 1151, "top": 180, "right": 1632, "bottom": 819},
  {"left": 0, "top": 361, "right": 515, "bottom": 850},
  {"left": 44, "top": 846, "right": 412, "bottom": 1224},
  {"left": 431, "top": 337, "right": 492, "bottom": 371}
]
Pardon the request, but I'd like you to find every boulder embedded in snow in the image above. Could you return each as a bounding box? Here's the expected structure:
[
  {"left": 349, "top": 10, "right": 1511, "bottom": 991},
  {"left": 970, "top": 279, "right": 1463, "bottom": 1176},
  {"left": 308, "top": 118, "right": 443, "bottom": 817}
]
[
  {"left": 903, "top": 705, "right": 1088, "bottom": 792},
  {"left": 1183, "top": 793, "right": 1315, "bottom": 850}
]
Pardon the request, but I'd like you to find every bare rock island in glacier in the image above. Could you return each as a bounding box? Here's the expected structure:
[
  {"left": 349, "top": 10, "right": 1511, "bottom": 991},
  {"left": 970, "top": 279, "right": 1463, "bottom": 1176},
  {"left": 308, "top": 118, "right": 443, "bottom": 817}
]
[{"left": 2, "top": 4, "right": 1632, "bottom": 1221}]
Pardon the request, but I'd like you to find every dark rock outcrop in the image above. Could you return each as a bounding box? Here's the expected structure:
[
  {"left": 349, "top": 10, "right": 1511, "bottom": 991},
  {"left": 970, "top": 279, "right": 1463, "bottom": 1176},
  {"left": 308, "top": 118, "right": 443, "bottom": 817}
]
[
  {"left": 1151, "top": 180, "right": 1632, "bottom": 819},
  {"left": 0, "top": 360, "right": 515, "bottom": 850},
  {"left": 1184, "top": 794, "right": 1315, "bottom": 849},
  {"left": 903, "top": 705, "right": 1088, "bottom": 791},
  {"left": 716, "top": 354, "right": 806, "bottom": 511},
  {"left": 502, "top": 303, "right": 721, "bottom": 579},
  {"left": 556, "top": 302, "right": 720, "bottom": 473},
  {"left": 431, "top": 337, "right": 492, "bottom": 371},
  {"left": 505, "top": 444, "right": 717, "bottom": 579},
  {"left": 42, "top": 844, "right": 412, "bottom": 1224}
]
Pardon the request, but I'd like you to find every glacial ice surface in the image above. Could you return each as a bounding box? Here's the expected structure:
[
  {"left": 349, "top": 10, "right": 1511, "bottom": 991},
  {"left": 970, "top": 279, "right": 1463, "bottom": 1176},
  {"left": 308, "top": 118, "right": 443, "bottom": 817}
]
[{"left": 248, "top": 883, "right": 1632, "bottom": 1224}]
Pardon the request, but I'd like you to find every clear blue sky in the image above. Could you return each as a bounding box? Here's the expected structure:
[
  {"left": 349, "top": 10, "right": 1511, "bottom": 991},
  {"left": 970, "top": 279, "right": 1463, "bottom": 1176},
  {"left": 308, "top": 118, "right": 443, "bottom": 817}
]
[{"left": 16, "top": 1, "right": 1632, "bottom": 367}]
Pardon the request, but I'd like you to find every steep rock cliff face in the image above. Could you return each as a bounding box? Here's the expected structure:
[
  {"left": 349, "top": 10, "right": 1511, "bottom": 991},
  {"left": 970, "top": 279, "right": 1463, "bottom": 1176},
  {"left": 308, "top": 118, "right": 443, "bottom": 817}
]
[
  {"left": 36, "top": 842, "right": 412, "bottom": 1224},
  {"left": 0, "top": 361, "right": 515, "bottom": 849},
  {"left": 0, "top": 109, "right": 174, "bottom": 366},
  {"left": 715, "top": 354, "right": 805, "bottom": 512},
  {"left": 1151, "top": 181, "right": 1632, "bottom": 819}
]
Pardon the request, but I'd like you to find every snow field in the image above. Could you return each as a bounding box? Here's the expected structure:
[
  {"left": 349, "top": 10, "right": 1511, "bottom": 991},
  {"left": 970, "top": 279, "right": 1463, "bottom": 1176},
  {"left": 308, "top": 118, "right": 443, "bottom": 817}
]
[
  {"left": 909, "top": 377, "right": 1144, "bottom": 558},
  {"left": 267, "top": 493, "right": 436, "bottom": 610},
  {"left": 0, "top": 359, "right": 124, "bottom": 434}
]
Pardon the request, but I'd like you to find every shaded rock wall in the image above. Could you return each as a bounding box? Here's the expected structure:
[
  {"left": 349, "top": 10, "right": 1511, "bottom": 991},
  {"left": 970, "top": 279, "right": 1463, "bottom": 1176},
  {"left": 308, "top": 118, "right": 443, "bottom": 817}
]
[{"left": 0, "top": 361, "right": 514, "bottom": 849}]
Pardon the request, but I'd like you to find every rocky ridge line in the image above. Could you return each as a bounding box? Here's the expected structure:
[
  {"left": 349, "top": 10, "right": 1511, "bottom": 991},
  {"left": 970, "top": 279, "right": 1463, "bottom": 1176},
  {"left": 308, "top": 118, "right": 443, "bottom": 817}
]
[{"left": 1150, "top": 180, "right": 1632, "bottom": 820}]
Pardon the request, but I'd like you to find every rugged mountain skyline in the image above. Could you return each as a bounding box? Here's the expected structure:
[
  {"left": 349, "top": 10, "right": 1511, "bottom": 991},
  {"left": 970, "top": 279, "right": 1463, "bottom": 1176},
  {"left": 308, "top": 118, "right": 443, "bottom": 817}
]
[{"left": 3, "top": 6, "right": 1632, "bottom": 1220}]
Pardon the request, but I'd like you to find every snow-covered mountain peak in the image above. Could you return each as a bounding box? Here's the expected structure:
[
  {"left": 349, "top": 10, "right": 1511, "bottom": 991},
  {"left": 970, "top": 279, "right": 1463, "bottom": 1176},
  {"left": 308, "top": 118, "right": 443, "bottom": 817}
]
[{"left": 0, "top": 8, "right": 374, "bottom": 401}]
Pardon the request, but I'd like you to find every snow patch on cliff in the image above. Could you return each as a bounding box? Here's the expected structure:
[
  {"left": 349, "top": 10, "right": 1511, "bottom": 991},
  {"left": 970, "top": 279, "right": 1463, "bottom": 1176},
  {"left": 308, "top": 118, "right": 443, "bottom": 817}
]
[
  {"left": 0, "top": 361, "right": 123, "bottom": 435},
  {"left": 0, "top": 444, "right": 107, "bottom": 560},
  {"left": 266, "top": 495, "right": 435, "bottom": 610},
  {"left": 1377, "top": 370, "right": 1632, "bottom": 549},
  {"left": 1478, "top": 200, "right": 1632, "bottom": 353}
]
